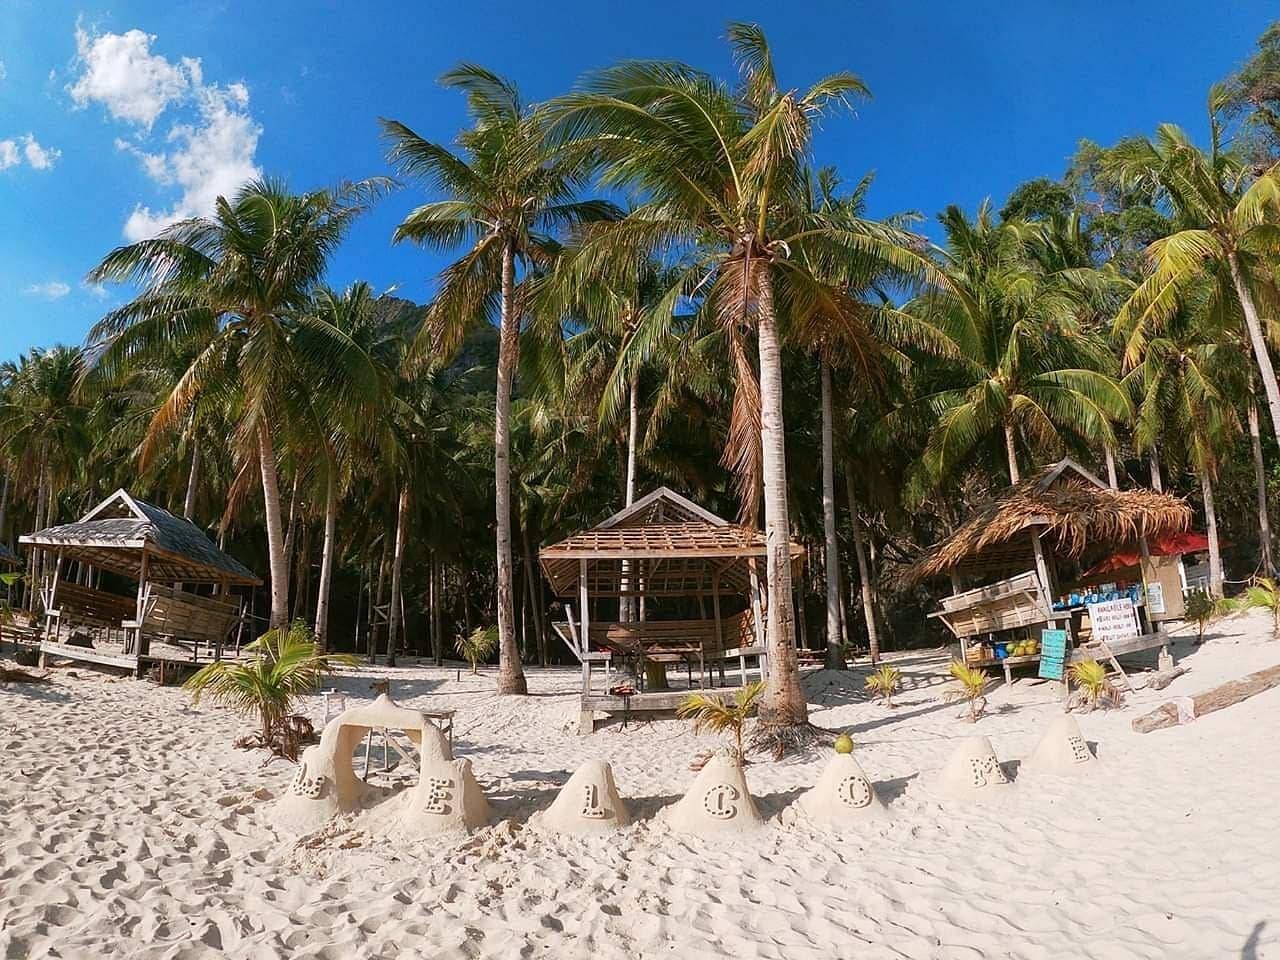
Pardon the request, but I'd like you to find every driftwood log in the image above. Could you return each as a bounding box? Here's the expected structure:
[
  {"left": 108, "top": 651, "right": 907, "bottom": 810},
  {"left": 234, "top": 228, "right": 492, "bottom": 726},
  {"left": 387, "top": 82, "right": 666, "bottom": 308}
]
[{"left": 1132, "top": 663, "right": 1280, "bottom": 733}]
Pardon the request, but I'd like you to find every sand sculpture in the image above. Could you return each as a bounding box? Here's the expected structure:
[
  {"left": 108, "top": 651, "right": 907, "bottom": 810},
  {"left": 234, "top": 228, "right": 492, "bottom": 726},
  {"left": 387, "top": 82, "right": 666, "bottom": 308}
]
[
  {"left": 278, "top": 693, "right": 486, "bottom": 834},
  {"left": 798, "top": 751, "right": 888, "bottom": 825},
  {"left": 532, "top": 759, "right": 631, "bottom": 835},
  {"left": 1022, "top": 714, "right": 1097, "bottom": 776},
  {"left": 668, "top": 751, "right": 763, "bottom": 834},
  {"left": 934, "top": 735, "right": 1014, "bottom": 801}
]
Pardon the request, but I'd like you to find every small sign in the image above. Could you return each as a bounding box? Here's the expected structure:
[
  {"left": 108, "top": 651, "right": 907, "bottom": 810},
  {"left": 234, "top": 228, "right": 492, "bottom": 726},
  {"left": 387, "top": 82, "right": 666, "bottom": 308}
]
[
  {"left": 1088, "top": 598, "right": 1140, "bottom": 645},
  {"left": 1038, "top": 628, "right": 1068, "bottom": 680},
  {"left": 1146, "top": 581, "right": 1165, "bottom": 615}
]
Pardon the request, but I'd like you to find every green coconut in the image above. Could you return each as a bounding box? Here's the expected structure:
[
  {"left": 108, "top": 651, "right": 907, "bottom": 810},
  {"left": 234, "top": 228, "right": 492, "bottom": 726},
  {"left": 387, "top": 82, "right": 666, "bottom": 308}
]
[{"left": 833, "top": 733, "right": 855, "bottom": 754}]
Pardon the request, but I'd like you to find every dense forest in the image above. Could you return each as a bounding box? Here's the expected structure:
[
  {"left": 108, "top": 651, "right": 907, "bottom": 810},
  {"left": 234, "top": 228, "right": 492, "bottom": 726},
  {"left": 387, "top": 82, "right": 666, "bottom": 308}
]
[{"left": 6, "top": 21, "right": 1280, "bottom": 731}]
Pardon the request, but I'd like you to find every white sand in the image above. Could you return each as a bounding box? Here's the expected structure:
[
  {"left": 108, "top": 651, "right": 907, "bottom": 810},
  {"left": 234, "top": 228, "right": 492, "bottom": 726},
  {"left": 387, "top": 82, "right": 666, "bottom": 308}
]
[{"left": 3, "top": 612, "right": 1279, "bottom": 959}]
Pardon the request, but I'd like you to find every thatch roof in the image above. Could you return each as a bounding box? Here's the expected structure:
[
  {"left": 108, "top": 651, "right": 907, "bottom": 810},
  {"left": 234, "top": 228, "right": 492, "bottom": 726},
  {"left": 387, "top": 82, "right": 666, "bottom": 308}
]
[
  {"left": 20, "top": 490, "right": 260, "bottom": 586},
  {"left": 539, "top": 487, "right": 803, "bottom": 597},
  {"left": 904, "top": 459, "right": 1192, "bottom": 585},
  {"left": 0, "top": 542, "right": 18, "bottom": 567}
]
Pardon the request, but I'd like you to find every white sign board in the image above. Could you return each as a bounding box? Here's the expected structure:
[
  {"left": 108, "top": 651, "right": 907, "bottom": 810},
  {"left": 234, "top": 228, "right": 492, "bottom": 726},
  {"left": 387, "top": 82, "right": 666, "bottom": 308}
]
[
  {"left": 1087, "top": 598, "right": 1140, "bottom": 645},
  {"left": 1146, "top": 582, "right": 1165, "bottom": 615}
]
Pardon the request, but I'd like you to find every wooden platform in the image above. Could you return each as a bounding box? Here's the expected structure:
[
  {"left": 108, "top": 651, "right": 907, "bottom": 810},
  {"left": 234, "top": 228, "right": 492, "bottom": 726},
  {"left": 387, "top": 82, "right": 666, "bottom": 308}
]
[
  {"left": 579, "top": 686, "right": 737, "bottom": 734},
  {"left": 39, "top": 640, "right": 138, "bottom": 672}
]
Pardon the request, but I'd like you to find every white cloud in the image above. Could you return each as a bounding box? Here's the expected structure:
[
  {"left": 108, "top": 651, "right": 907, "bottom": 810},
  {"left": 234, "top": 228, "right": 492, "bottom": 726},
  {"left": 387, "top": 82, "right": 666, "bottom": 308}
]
[
  {"left": 20, "top": 134, "right": 60, "bottom": 170},
  {"left": 0, "top": 134, "right": 59, "bottom": 172},
  {"left": 82, "top": 280, "right": 109, "bottom": 299},
  {"left": 24, "top": 281, "right": 72, "bottom": 299},
  {"left": 122, "top": 83, "right": 261, "bottom": 241},
  {"left": 69, "top": 25, "right": 262, "bottom": 241},
  {"left": 69, "top": 26, "right": 197, "bottom": 130},
  {"left": 0, "top": 61, "right": 7, "bottom": 82}
]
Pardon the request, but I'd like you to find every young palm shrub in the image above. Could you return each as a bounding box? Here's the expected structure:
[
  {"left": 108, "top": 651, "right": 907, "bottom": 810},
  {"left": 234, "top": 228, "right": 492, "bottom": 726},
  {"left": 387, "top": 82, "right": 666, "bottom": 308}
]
[
  {"left": 1235, "top": 577, "right": 1280, "bottom": 639},
  {"left": 864, "top": 664, "right": 902, "bottom": 707},
  {"left": 1183, "top": 590, "right": 1219, "bottom": 644},
  {"left": 1068, "top": 659, "right": 1122, "bottom": 711},
  {"left": 677, "top": 681, "right": 764, "bottom": 763},
  {"left": 944, "top": 660, "right": 990, "bottom": 722},
  {"left": 185, "top": 621, "right": 358, "bottom": 760},
  {"left": 455, "top": 626, "right": 499, "bottom": 675}
]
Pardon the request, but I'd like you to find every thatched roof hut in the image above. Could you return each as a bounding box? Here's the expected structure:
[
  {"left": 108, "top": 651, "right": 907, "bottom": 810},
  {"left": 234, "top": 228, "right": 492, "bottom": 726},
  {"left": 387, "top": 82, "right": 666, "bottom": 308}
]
[
  {"left": 20, "top": 489, "right": 259, "bottom": 585},
  {"left": 905, "top": 459, "right": 1192, "bottom": 585}
]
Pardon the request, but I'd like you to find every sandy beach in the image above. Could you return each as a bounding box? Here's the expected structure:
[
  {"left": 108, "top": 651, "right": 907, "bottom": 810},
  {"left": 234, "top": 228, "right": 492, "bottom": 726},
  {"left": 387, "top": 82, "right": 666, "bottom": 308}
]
[{"left": 2, "top": 613, "right": 1278, "bottom": 959}]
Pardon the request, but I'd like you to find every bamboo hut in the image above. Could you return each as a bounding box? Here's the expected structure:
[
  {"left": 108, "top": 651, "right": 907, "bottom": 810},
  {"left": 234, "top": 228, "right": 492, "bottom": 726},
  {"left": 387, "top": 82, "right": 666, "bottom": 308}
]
[
  {"left": 20, "top": 490, "right": 261, "bottom": 676},
  {"left": 539, "top": 487, "right": 804, "bottom": 734},
  {"left": 906, "top": 459, "right": 1193, "bottom": 683}
]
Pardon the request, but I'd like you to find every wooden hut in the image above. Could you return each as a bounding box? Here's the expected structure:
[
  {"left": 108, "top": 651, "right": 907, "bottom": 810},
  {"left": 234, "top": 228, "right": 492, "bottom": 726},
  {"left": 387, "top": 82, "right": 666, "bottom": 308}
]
[
  {"left": 905, "top": 459, "right": 1193, "bottom": 683},
  {"left": 539, "top": 487, "right": 804, "bottom": 734},
  {"left": 20, "top": 489, "right": 261, "bottom": 676}
]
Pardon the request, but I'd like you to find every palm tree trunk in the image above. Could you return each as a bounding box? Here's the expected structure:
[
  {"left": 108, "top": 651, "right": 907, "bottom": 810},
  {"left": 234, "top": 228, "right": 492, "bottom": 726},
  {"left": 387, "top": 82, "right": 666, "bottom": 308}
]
[
  {"left": 494, "top": 239, "right": 528, "bottom": 694},
  {"left": 755, "top": 267, "right": 806, "bottom": 726},
  {"left": 1003, "top": 420, "right": 1020, "bottom": 484},
  {"left": 387, "top": 485, "right": 410, "bottom": 667},
  {"left": 0, "top": 472, "right": 10, "bottom": 544},
  {"left": 820, "top": 360, "right": 843, "bottom": 669},
  {"left": 1248, "top": 391, "right": 1275, "bottom": 576},
  {"left": 371, "top": 538, "right": 388, "bottom": 662},
  {"left": 1200, "top": 466, "right": 1224, "bottom": 598},
  {"left": 182, "top": 442, "right": 201, "bottom": 521},
  {"left": 620, "top": 371, "right": 640, "bottom": 623},
  {"left": 1229, "top": 251, "right": 1280, "bottom": 443},
  {"left": 1104, "top": 445, "right": 1119, "bottom": 490},
  {"left": 314, "top": 472, "right": 337, "bottom": 652},
  {"left": 846, "top": 471, "right": 881, "bottom": 664},
  {"left": 258, "top": 422, "right": 289, "bottom": 630},
  {"left": 1149, "top": 450, "right": 1163, "bottom": 493}
]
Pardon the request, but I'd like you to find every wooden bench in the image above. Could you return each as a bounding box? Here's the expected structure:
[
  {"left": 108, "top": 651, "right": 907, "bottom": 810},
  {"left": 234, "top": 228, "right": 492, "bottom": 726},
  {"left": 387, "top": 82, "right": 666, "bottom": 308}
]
[
  {"left": 43, "top": 582, "right": 136, "bottom": 638},
  {"left": 124, "top": 584, "right": 242, "bottom": 660}
]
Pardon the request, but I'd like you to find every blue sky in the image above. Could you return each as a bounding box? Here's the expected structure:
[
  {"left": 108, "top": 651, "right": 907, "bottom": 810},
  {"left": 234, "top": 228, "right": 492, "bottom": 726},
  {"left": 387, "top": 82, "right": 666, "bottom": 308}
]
[{"left": 0, "top": 0, "right": 1274, "bottom": 360}]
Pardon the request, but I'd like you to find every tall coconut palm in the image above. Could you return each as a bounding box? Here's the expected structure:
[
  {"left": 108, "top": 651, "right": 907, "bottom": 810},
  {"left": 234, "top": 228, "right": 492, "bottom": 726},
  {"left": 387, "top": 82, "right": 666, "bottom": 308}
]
[
  {"left": 782, "top": 167, "right": 946, "bottom": 664},
  {"left": 1124, "top": 298, "right": 1242, "bottom": 597},
  {"left": 86, "top": 177, "right": 384, "bottom": 629},
  {"left": 908, "top": 204, "right": 1131, "bottom": 486},
  {"left": 550, "top": 24, "right": 939, "bottom": 731},
  {"left": 1108, "top": 100, "right": 1280, "bottom": 444},
  {"left": 290, "top": 282, "right": 398, "bottom": 650},
  {"left": 382, "top": 65, "right": 616, "bottom": 694}
]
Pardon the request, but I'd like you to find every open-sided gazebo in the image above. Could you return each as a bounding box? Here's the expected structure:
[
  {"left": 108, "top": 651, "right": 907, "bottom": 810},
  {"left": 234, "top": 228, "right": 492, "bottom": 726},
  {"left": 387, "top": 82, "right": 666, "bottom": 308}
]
[
  {"left": 539, "top": 487, "right": 804, "bottom": 733},
  {"left": 906, "top": 459, "right": 1193, "bottom": 682},
  {"left": 21, "top": 489, "right": 261, "bottom": 676}
]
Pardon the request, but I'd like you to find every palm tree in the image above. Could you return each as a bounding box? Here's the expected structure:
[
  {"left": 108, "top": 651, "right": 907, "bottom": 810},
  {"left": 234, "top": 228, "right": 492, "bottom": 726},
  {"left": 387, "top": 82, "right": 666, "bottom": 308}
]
[
  {"left": 382, "top": 65, "right": 615, "bottom": 694},
  {"left": 86, "top": 177, "right": 384, "bottom": 630},
  {"left": 908, "top": 204, "right": 1131, "bottom": 486},
  {"left": 185, "top": 621, "right": 358, "bottom": 758},
  {"left": 291, "top": 282, "right": 397, "bottom": 650},
  {"left": 0, "top": 346, "right": 91, "bottom": 603},
  {"left": 1124, "top": 297, "right": 1242, "bottom": 597},
  {"left": 1108, "top": 103, "right": 1280, "bottom": 445},
  {"left": 550, "top": 24, "right": 938, "bottom": 730}
]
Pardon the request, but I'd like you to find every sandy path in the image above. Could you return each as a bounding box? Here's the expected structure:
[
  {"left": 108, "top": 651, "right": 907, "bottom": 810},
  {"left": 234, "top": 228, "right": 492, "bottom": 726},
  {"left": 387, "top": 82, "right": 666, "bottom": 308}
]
[{"left": 2, "top": 613, "right": 1278, "bottom": 958}]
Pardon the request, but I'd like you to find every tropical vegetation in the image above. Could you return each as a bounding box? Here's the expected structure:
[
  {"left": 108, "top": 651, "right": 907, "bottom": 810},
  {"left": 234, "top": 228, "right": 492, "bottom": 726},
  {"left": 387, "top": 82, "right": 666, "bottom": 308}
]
[{"left": 4, "top": 21, "right": 1280, "bottom": 744}]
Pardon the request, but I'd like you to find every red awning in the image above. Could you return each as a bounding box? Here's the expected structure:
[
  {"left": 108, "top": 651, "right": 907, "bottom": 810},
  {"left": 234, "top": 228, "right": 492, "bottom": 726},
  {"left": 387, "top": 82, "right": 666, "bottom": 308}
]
[{"left": 1083, "top": 531, "right": 1211, "bottom": 577}]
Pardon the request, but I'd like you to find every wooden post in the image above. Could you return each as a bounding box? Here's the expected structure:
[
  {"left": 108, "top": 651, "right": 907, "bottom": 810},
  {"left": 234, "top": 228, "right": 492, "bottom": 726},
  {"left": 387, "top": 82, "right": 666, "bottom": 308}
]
[
  {"left": 748, "top": 557, "right": 765, "bottom": 681},
  {"left": 44, "top": 549, "right": 64, "bottom": 642},
  {"left": 711, "top": 572, "right": 722, "bottom": 689},
  {"left": 134, "top": 547, "right": 151, "bottom": 661}
]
